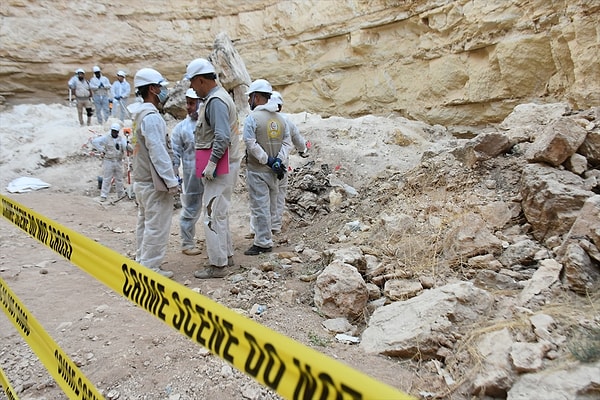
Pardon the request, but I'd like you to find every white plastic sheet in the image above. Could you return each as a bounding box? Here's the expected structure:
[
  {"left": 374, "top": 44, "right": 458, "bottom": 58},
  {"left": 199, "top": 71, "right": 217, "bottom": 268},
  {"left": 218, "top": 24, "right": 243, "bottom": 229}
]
[{"left": 6, "top": 177, "right": 51, "bottom": 193}]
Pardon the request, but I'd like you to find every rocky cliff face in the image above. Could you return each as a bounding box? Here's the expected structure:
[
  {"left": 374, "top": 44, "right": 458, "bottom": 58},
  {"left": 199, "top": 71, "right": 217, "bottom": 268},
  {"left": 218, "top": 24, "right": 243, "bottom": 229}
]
[{"left": 1, "top": 0, "right": 598, "bottom": 125}]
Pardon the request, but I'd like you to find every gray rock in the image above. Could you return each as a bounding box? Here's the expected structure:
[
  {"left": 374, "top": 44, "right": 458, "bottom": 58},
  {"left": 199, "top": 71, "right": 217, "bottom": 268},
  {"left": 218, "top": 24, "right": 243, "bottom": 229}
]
[
  {"left": 520, "top": 163, "right": 594, "bottom": 241},
  {"left": 361, "top": 282, "right": 493, "bottom": 359},
  {"left": 314, "top": 260, "right": 368, "bottom": 319},
  {"left": 510, "top": 341, "right": 550, "bottom": 372},
  {"left": 525, "top": 117, "right": 588, "bottom": 166},
  {"left": 507, "top": 360, "right": 600, "bottom": 400},
  {"left": 472, "top": 328, "right": 515, "bottom": 397}
]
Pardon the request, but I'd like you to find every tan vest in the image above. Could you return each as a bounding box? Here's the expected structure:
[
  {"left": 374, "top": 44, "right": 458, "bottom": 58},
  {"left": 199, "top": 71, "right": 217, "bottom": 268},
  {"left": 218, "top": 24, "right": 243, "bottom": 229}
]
[
  {"left": 194, "top": 86, "right": 241, "bottom": 162},
  {"left": 246, "top": 110, "right": 286, "bottom": 172},
  {"left": 74, "top": 79, "right": 91, "bottom": 98},
  {"left": 102, "top": 135, "right": 126, "bottom": 160}
]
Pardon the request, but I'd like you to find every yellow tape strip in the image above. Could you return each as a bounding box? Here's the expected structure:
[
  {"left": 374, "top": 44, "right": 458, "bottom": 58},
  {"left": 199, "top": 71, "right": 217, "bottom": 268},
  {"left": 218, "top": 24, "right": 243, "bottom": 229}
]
[
  {"left": 0, "top": 277, "right": 104, "bottom": 399},
  {"left": 0, "top": 194, "right": 414, "bottom": 400},
  {"left": 0, "top": 364, "right": 19, "bottom": 400}
]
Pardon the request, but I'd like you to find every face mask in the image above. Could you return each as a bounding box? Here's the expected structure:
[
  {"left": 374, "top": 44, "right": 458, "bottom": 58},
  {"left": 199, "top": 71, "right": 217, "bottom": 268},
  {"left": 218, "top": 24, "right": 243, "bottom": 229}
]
[
  {"left": 157, "top": 87, "right": 169, "bottom": 103},
  {"left": 111, "top": 131, "right": 119, "bottom": 138}
]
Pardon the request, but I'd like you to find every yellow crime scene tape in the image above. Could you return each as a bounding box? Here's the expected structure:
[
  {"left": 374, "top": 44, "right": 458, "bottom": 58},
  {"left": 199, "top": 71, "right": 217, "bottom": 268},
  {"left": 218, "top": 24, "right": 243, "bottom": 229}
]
[
  {"left": 0, "top": 276, "right": 104, "bottom": 400},
  {"left": 0, "top": 363, "right": 19, "bottom": 400},
  {"left": 0, "top": 194, "right": 415, "bottom": 400}
]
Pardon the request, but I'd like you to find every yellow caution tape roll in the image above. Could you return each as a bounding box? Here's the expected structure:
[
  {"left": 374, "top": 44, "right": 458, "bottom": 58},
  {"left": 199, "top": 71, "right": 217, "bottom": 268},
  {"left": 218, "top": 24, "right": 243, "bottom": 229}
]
[{"left": 0, "top": 194, "right": 414, "bottom": 400}]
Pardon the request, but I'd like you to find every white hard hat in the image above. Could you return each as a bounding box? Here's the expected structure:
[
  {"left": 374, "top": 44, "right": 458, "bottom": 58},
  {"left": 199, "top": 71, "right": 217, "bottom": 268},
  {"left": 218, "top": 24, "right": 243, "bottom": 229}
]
[
  {"left": 245, "top": 79, "right": 272, "bottom": 95},
  {"left": 93, "top": 66, "right": 101, "bottom": 72},
  {"left": 271, "top": 91, "right": 284, "bottom": 106},
  {"left": 110, "top": 123, "right": 121, "bottom": 131},
  {"left": 75, "top": 68, "right": 85, "bottom": 74},
  {"left": 134, "top": 68, "right": 169, "bottom": 88},
  {"left": 116, "top": 70, "right": 127, "bottom": 77},
  {"left": 184, "top": 58, "right": 216, "bottom": 80},
  {"left": 185, "top": 88, "right": 200, "bottom": 99}
]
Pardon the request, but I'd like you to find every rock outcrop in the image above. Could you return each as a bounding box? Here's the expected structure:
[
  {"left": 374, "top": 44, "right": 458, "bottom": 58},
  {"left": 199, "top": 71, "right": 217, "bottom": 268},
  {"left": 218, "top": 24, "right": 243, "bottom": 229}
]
[{"left": 1, "top": 1, "right": 598, "bottom": 125}]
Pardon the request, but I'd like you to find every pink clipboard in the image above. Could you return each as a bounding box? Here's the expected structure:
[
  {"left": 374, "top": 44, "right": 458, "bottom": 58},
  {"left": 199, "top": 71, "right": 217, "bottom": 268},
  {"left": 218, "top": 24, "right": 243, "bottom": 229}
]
[{"left": 195, "top": 147, "right": 229, "bottom": 177}]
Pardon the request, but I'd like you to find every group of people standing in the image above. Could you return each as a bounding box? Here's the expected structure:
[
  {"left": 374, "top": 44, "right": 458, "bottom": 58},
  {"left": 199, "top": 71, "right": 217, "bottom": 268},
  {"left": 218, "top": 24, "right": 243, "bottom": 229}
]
[
  {"left": 84, "top": 58, "right": 309, "bottom": 281},
  {"left": 68, "top": 66, "right": 131, "bottom": 126}
]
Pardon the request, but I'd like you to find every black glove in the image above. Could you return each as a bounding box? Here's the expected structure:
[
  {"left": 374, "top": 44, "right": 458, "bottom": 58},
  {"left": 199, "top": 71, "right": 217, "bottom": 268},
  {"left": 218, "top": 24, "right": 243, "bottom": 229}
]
[
  {"left": 274, "top": 162, "right": 286, "bottom": 180},
  {"left": 115, "top": 96, "right": 121, "bottom": 100},
  {"left": 276, "top": 167, "right": 285, "bottom": 180}
]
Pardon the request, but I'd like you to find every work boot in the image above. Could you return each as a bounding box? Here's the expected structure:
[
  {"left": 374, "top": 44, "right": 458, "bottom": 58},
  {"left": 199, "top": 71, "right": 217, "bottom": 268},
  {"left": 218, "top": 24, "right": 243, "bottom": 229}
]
[
  {"left": 228, "top": 256, "right": 234, "bottom": 267},
  {"left": 182, "top": 248, "right": 202, "bottom": 256},
  {"left": 151, "top": 268, "right": 174, "bottom": 279},
  {"left": 244, "top": 245, "right": 272, "bottom": 256},
  {"left": 194, "top": 266, "right": 227, "bottom": 279}
]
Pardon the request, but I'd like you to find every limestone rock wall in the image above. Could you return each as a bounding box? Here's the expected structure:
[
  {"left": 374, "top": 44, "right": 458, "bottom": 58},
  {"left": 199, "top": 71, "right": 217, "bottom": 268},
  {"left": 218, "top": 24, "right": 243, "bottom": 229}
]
[{"left": 1, "top": 0, "right": 598, "bottom": 125}]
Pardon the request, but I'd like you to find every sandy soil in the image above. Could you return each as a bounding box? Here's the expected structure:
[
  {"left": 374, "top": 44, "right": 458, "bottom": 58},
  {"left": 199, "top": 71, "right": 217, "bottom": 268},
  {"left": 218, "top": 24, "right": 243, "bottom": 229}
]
[{"left": 0, "top": 103, "right": 434, "bottom": 399}]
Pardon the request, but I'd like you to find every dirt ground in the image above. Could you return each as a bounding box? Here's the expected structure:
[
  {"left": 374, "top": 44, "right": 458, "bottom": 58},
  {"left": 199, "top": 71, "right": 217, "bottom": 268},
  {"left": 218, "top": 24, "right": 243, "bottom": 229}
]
[{"left": 0, "top": 104, "right": 434, "bottom": 399}]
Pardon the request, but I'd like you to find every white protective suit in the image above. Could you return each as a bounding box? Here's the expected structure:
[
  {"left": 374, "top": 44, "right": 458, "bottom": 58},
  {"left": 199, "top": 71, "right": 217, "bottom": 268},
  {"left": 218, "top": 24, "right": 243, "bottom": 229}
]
[
  {"left": 194, "top": 86, "right": 242, "bottom": 267},
  {"left": 171, "top": 114, "right": 203, "bottom": 251},
  {"left": 89, "top": 73, "right": 112, "bottom": 124},
  {"left": 91, "top": 132, "right": 132, "bottom": 198},
  {"left": 130, "top": 102, "right": 179, "bottom": 270},
  {"left": 243, "top": 100, "right": 291, "bottom": 248},
  {"left": 111, "top": 79, "right": 131, "bottom": 121},
  {"left": 272, "top": 113, "right": 307, "bottom": 232}
]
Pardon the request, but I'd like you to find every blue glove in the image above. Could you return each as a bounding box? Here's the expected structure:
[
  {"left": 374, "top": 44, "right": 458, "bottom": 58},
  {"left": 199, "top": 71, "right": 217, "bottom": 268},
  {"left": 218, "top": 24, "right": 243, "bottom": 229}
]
[
  {"left": 271, "top": 158, "right": 282, "bottom": 171},
  {"left": 267, "top": 156, "right": 285, "bottom": 179}
]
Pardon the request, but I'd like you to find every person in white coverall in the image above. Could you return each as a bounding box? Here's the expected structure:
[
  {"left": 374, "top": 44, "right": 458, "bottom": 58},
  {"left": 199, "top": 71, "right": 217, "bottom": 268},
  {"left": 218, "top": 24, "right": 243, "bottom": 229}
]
[
  {"left": 243, "top": 80, "right": 291, "bottom": 256},
  {"left": 129, "top": 68, "right": 179, "bottom": 278},
  {"left": 171, "top": 88, "right": 204, "bottom": 256},
  {"left": 268, "top": 91, "right": 309, "bottom": 234},
  {"left": 89, "top": 66, "right": 111, "bottom": 124},
  {"left": 185, "top": 58, "right": 242, "bottom": 279},
  {"left": 92, "top": 122, "right": 132, "bottom": 202},
  {"left": 111, "top": 70, "right": 131, "bottom": 121}
]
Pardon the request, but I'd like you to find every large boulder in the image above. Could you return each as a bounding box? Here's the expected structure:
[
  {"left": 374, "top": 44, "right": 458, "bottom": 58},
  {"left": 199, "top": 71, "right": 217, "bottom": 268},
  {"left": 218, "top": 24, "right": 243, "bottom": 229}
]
[
  {"left": 314, "top": 260, "right": 368, "bottom": 319},
  {"left": 360, "top": 282, "right": 493, "bottom": 359},
  {"left": 520, "top": 163, "right": 595, "bottom": 241},
  {"left": 525, "top": 118, "right": 588, "bottom": 167}
]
